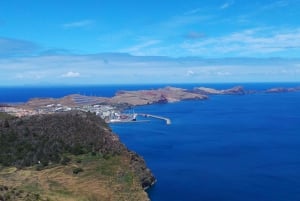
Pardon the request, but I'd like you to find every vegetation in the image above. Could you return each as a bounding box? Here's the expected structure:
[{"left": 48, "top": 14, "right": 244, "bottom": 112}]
[
  {"left": 0, "top": 111, "right": 154, "bottom": 201},
  {"left": 72, "top": 167, "right": 83, "bottom": 174},
  {"left": 0, "top": 111, "right": 123, "bottom": 168},
  {"left": 0, "top": 112, "right": 14, "bottom": 120},
  {"left": 0, "top": 184, "right": 49, "bottom": 201},
  {"left": 0, "top": 153, "right": 149, "bottom": 201}
]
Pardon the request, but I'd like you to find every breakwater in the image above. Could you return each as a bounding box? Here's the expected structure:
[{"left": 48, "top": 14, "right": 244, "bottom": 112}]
[{"left": 138, "top": 113, "right": 171, "bottom": 125}]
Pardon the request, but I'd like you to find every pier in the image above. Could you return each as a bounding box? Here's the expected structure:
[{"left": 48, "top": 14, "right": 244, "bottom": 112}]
[{"left": 138, "top": 113, "right": 171, "bottom": 125}]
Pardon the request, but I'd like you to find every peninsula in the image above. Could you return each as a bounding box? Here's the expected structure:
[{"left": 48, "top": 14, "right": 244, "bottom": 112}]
[{"left": 1, "top": 85, "right": 299, "bottom": 119}]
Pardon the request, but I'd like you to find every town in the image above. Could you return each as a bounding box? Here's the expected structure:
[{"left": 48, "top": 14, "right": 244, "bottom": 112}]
[{"left": 0, "top": 103, "right": 136, "bottom": 123}]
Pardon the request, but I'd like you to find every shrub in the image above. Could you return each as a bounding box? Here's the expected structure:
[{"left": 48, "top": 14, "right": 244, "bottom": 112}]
[
  {"left": 71, "top": 144, "right": 87, "bottom": 155},
  {"left": 61, "top": 156, "right": 71, "bottom": 165},
  {"left": 73, "top": 167, "right": 84, "bottom": 174},
  {"left": 36, "top": 164, "right": 44, "bottom": 171}
]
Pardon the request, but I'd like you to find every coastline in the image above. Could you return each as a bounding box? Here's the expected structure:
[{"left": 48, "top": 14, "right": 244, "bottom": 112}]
[
  {"left": 1, "top": 84, "right": 300, "bottom": 119},
  {"left": 1, "top": 82, "right": 298, "bottom": 200},
  {"left": 1, "top": 82, "right": 300, "bottom": 104},
  {"left": 110, "top": 91, "right": 300, "bottom": 201}
]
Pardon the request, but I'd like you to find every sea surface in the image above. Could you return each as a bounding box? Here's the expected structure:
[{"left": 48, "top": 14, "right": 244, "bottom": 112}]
[{"left": 1, "top": 83, "right": 300, "bottom": 201}]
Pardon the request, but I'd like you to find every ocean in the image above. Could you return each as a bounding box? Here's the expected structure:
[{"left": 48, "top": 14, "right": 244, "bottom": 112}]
[{"left": 1, "top": 83, "right": 300, "bottom": 201}]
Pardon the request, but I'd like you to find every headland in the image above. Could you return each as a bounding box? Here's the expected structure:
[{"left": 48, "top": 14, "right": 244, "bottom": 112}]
[{"left": 0, "top": 111, "right": 155, "bottom": 201}]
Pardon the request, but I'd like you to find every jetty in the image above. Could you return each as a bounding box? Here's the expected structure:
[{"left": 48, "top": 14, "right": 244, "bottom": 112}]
[{"left": 138, "top": 113, "right": 171, "bottom": 125}]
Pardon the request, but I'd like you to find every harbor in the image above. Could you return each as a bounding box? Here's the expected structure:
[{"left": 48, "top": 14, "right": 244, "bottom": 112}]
[{"left": 108, "top": 112, "right": 171, "bottom": 125}]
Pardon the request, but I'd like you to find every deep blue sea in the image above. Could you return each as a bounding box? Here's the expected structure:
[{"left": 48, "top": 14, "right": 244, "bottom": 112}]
[{"left": 1, "top": 83, "right": 300, "bottom": 201}]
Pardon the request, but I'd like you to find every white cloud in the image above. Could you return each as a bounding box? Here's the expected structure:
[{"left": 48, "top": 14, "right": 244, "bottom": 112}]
[
  {"left": 261, "top": 0, "right": 290, "bottom": 10},
  {"left": 62, "top": 20, "right": 94, "bottom": 29},
  {"left": 120, "top": 40, "right": 161, "bottom": 56},
  {"left": 61, "top": 71, "right": 80, "bottom": 78},
  {"left": 216, "top": 71, "right": 232, "bottom": 76},
  {"left": 1, "top": 53, "right": 300, "bottom": 85},
  {"left": 15, "top": 71, "right": 45, "bottom": 80},
  {"left": 184, "top": 8, "right": 202, "bottom": 15},
  {"left": 181, "top": 28, "right": 300, "bottom": 57},
  {"left": 220, "top": 0, "right": 234, "bottom": 9},
  {"left": 186, "top": 70, "right": 195, "bottom": 76}
]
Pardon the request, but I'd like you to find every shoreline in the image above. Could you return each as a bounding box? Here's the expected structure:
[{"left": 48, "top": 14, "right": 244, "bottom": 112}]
[
  {"left": 1, "top": 82, "right": 300, "bottom": 104},
  {"left": 1, "top": 85, "right": 300, "bottom": 118}
]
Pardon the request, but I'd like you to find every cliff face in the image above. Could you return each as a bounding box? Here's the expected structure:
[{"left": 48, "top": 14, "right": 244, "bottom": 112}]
[{"left": 0, "top": 111, "right": 155, "bottom": 200}]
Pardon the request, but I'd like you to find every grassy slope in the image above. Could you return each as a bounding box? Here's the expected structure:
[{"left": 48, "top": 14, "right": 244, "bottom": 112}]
[
  {"left": 0, "top": 112, "right": 14, "bottom": 120},
  {"left": 0, "top": 153, "right": 149, "bottom": 201},
  {"left": 0, "top": 111, "right": 151, "bottom": 201}
]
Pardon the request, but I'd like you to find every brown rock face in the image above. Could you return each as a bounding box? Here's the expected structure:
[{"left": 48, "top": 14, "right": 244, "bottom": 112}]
[{"left": 223, "top": 86, "right": 246, "bottom": 95}]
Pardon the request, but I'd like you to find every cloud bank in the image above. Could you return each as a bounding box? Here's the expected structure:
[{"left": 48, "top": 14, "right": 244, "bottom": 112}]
[
  {"left": 1, "top": 53, "right": 300, "bottom": 85},
  {"left": 61, "top": 71, "right": 81, "bottom": 78},
  {"left": 0, "top": 37, "right": 40, "bottom": 57},
  {"left": 62, "top": 20, "right": 94, "bottom": 29}
]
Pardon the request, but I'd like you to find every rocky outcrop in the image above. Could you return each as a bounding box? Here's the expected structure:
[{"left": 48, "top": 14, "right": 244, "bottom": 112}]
[
  {"left": 128, "top": 152, "right": 156, "bottom": 189},
  {"left": 193, "top": 86, "right": 246, "bottom": 95},
  {"left": 265, "top": 87, "right": 300, "bottom": 93}
]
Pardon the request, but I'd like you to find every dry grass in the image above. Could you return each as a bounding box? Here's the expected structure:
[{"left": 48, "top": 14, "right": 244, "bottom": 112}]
[{"left": 0, "top": 154, "right": 149, "bottom": 201}]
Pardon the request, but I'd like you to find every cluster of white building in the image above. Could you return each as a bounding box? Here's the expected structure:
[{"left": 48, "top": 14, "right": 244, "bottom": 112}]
[{"left": 0, "top": 104, "right": 122, "bottom": 122}]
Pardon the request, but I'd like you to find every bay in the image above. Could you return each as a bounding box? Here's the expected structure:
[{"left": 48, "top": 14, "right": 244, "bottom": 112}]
[
  {"left": 111, "top": 89, "right": 300, "bottom": 201},
  {"left": 1, "top": 83, "right": 300, "bottom": 200}
]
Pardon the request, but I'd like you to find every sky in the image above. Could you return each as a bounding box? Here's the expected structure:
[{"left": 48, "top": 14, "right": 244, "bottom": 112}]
[{"left": 1, "top": 0, "right": 300, "bottom": 85}]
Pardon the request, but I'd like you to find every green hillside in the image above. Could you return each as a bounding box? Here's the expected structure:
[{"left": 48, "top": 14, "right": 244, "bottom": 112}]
[{"left": 0, "top": 111, "right": 155, "bottom": 201}]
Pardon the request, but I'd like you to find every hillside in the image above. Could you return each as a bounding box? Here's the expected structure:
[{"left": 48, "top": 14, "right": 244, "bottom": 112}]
[{"left": 0, "top": 111, "right": 155, "bottom": 201}]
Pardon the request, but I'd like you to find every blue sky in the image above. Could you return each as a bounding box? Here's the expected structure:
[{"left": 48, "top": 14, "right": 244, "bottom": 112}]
[{"left": 1, "top": 0, "right": 300, "bottom": 85}]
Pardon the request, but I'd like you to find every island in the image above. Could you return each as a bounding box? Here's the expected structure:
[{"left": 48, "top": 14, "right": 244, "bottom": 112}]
[{"left": 265, "top": 86, "right": 300, "bottom": 93}]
